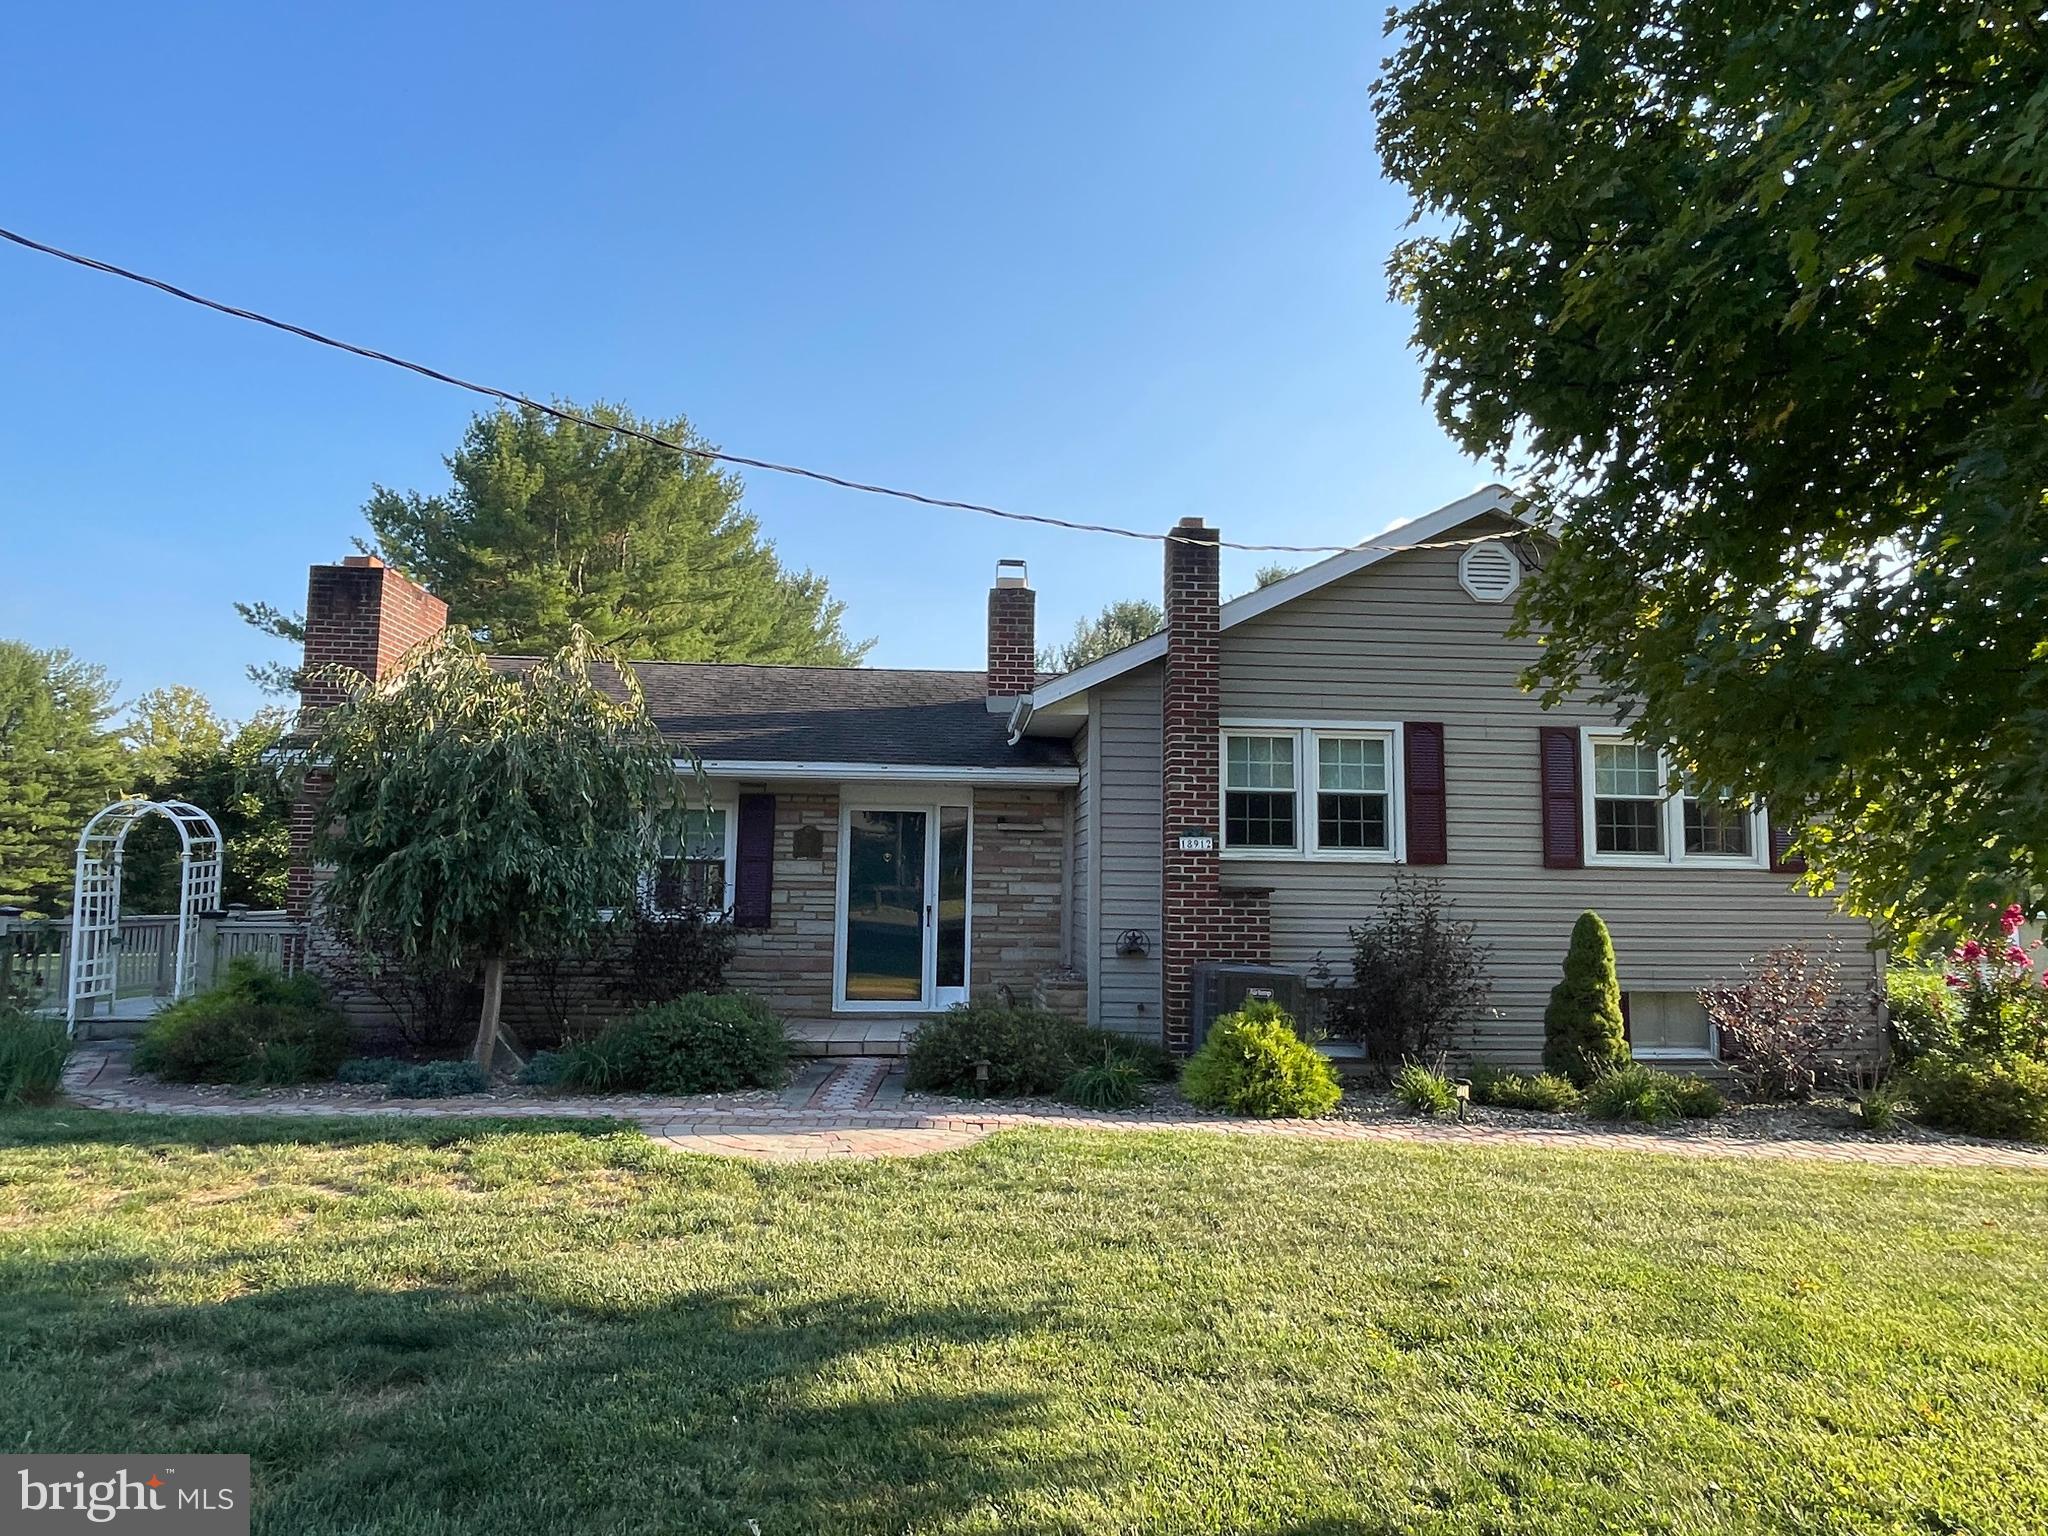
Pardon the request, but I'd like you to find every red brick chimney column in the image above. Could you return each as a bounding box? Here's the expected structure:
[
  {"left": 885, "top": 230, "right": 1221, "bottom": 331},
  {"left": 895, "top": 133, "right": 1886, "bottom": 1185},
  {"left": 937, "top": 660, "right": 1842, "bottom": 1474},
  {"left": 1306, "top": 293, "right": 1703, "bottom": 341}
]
[
  {"left": 287, "top": 557, "right": 448, "bottom": 921},
  {"left": 1161, "top": 518, "right": 1221, "bottom": 1051},
  {"left": 986, "top": 559, "right": 1037, "bottom": 696}
]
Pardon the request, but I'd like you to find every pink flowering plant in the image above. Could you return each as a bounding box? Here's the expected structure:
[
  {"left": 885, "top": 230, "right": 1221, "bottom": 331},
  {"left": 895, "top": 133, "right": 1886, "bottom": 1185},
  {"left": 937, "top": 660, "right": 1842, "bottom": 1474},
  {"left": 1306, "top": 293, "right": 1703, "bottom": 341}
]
[{"left": 1936, "top": 904, "right": 2048, "bottom": 1061}]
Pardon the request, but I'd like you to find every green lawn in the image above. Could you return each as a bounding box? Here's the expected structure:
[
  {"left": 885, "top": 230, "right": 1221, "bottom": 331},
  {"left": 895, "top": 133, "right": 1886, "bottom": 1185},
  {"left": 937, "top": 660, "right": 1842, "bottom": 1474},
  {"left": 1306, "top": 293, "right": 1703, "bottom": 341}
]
[{"left": 2, "top": 1113, "right": 2046, "bottom": 1535}]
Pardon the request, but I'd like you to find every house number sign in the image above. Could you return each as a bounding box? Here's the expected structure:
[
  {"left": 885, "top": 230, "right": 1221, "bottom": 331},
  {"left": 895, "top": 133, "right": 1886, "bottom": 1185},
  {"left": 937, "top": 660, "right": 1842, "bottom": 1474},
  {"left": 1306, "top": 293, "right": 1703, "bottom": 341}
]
[{"left": 1177, "top": 832, "right": 1217, "bottom": 852}]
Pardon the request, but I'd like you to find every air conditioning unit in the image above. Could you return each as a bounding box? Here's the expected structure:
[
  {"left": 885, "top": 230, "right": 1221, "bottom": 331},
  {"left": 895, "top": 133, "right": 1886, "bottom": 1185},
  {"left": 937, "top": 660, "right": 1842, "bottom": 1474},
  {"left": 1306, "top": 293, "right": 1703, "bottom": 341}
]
[{"left": 1189, "top": 962, "right": 1309, "bottom": 1048}]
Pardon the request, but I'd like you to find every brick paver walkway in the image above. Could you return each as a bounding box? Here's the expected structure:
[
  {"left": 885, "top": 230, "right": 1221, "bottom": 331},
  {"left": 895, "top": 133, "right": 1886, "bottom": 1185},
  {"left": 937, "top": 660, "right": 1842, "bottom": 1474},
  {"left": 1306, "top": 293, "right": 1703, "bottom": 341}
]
[{"left": 57, "top": 1047, "right": 2048, "bottom": 1170}]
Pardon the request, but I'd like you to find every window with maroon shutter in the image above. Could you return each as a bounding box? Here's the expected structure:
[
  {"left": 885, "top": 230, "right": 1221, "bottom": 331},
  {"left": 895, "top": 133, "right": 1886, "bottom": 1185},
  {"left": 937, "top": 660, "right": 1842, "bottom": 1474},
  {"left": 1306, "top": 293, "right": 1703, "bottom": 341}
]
[
  {"left": 1538, "top": 726, "right": 1584, "bottom": 868},
  {"left": 1403, "top": 721, "right": 1448, "bottom": 865},
  {"left": 732, "top": 793, "right": 776, "bottom": 928},
  {"left": 1768, "top": 818, "right": 1807, "bottom": 874}
]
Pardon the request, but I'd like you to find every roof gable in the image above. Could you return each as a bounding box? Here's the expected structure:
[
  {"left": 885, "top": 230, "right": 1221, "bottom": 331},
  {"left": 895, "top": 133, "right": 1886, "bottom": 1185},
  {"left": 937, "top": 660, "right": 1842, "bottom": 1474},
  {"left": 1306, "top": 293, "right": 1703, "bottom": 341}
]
[{"left": 1024, "top": 484, "right": 1523, "bottom": 712}]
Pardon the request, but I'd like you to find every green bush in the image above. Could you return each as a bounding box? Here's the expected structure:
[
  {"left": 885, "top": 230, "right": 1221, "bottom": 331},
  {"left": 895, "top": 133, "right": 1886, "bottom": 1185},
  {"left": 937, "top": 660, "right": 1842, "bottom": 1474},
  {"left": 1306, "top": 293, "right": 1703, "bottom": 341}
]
[
  {"left": 1469, "top": 1061, "right": 1582, "bottom": 1112},
  {"left": 1391, "top": 1060, "right": 1457, "bottom": 1116},
  {"left": 1180, "top": 1001, "right": 1342, "bottom": 1119},
  {"left": 517, "top": 1049, "right": 572, "bottom": 1087},
  {"left": 336, "top": 1056, "right": 410, "bottom": 1085},
  {"left": 1584, "top": 1063, "right": 1725, "bottom": 1125},
  {"left": 1062, "top": 1053, "right": 1148, "bottom": 1111},
  {"left": 1903, "top": 1054, "right": 2048, "bottom": 1143},
  {"left": 904, "top": 1000, "right": 1168, "bottom": 1098},
  {"left": 1542, "top": 911, "right": 1631, "bottom": 1086},
  {"left": 0, "top": 1007, "right": 69, "bottom": 1106},
  {"left": 134, "top": 958, "right": 349, "bottom": 1085},
  {"left": 385, "top": 1061, "right": 491, "bottom": 1099},
  {"left": 559, "top": 993, "right": 788, "bottom": 1094},
  {"left": 1885, "top": 967, "right": 1960, "bottom": 1063}
]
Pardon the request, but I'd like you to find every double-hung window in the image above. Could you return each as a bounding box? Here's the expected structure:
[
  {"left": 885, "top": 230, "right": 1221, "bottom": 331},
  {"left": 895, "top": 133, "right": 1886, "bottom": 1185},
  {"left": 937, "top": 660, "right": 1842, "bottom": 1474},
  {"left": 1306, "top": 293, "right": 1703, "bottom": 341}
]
[
  {"left": 1590, "top": 739, "right": 1665, "bottom": 856},
  {"left": 1222, "top": 724, "right": 1399, "bottom": 858},
  {"left": 650, "top": 806, "right": 735, "bottom": 913},
  {"left": 1583, "top": 732, "right": 1765, "bottom": 867},
  {"left": 1314, "top": 735, "right": 1391, "bottom": 851},
  {"left": 1223, "top": 733, "right": 1297, "bottom": 850}
]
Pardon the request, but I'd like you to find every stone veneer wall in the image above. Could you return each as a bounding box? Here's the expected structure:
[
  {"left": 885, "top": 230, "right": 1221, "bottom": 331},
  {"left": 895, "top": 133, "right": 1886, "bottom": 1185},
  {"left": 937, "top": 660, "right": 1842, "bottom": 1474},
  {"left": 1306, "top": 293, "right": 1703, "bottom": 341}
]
[
  {"left": 724, "top": 790, "right": 841, "bottom": 1017},
  {"left": 970, "top": 789, "right": 1068, "bottom": 1003},
  {"left": 321, "top": 783, "right": 1075, "bottom": 1045}
]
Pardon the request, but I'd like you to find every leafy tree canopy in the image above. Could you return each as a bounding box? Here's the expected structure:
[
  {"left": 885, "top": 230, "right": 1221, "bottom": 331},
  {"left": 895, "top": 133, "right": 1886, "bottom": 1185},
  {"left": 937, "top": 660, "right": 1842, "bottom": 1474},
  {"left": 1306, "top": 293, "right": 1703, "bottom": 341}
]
[
  {"left": 1376, "top": 2, "right": 2048, "bottom": 933},
  {"left": 1039, "top": 598, "right": 1164, "bottom": 674},
  {"left": 308, "top": 629, "right": 693, "bottom": 1064},
  {"left": 243, "top": 402, "right": 872, "bottom": 689},
  {"left": 0, "top": 642, "right": 126, "bottom": 916},
  {"left": 121, "top": 690, "right": 292, "bottom": 914}
]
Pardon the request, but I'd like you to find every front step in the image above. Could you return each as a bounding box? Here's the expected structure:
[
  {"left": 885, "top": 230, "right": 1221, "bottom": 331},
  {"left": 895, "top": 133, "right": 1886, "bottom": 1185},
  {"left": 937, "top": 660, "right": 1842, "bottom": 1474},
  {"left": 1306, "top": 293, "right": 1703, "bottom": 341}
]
[{"left": 787, "top": 1019, "right": 912, "bottom": 1059}]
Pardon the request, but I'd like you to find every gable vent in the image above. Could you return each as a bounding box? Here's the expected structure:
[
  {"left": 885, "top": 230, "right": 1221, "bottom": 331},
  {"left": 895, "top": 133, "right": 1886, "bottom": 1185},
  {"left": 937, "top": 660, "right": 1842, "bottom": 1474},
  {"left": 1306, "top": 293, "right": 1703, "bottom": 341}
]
[{"left": 1457, "top": 539, "right": 1521, "bottom": 602}]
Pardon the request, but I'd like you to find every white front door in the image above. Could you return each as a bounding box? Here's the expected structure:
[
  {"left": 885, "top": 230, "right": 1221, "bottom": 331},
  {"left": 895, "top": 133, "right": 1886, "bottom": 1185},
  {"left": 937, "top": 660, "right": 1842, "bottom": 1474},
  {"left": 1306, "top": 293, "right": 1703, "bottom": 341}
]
[{"left": 835, "top": 802, "right": 971, "bottom": 1011}]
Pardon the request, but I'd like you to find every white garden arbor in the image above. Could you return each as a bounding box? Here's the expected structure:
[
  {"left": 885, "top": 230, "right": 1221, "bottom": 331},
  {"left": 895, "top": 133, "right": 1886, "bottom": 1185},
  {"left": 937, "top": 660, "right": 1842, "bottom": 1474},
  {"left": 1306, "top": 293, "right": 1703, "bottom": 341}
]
[{"left": 66, "top": 798, "right": 224, "bottom": 1032}]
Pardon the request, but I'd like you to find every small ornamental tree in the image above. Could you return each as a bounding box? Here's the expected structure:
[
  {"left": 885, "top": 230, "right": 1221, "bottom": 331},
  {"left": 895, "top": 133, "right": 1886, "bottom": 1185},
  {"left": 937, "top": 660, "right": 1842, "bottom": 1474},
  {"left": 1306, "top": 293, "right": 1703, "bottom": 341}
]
[
  {"left": 1700, "top": 944, "right": 1873, "bottom": 1101},
  {"left": 1543, "top": 911, "right": 1630, "bottom": 1086},
  {"left": 308, "top": 630, "right": 691, "bottom": 1069},
  {"left": 1339, "top": 871, "right": 1494, "bottom": 1066}
]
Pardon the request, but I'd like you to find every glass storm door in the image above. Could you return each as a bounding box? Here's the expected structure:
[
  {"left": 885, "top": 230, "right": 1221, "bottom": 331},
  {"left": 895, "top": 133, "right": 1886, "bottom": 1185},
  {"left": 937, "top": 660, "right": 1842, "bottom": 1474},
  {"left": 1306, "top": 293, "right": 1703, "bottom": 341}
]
[
  {"left": 844, "top": 809, "right": 929, "bottom": 1003},
  {"left": 840, "top": 804, "right": 972, "bottom": 1009}
]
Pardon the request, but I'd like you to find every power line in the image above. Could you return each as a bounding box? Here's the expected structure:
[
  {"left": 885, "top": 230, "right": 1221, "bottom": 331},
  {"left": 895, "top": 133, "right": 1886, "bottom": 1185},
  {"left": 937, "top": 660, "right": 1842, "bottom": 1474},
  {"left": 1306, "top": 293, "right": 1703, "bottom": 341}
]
[{"left": 0, "top": 222, "right": 1522, "bottom": 558}]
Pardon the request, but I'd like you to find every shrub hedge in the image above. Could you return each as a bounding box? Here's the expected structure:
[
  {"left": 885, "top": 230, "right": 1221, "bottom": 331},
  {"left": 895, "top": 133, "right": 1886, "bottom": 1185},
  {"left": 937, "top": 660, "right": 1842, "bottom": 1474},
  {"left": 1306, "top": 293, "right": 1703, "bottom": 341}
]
[
  {"left": 905, "top": 1000, "right": 1174, "bottom": 1098},
  {"left": 1904, "top": 1054, "right": 2048, "bottom": 1143},
  {"left": 1468, "top": 1061, "right": 1582, "bottom": 1112},
  {"left": 134, "top": 958, "right": 349, "bottom": 1085},
  {"left": 557, "top": 993, "right": 789, "bottom": 1094}
]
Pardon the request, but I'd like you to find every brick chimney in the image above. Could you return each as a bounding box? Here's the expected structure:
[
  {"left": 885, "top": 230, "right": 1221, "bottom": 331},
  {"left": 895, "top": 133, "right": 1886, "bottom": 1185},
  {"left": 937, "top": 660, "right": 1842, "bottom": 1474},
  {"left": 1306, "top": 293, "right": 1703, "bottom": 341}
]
[
  {"left": 1160, "top": 517, "right": 1223, "bottom": 1051},
  {"left": 986, "top": 558, "right": 1036, "bottom": 696},
  {"left": 287, "top": 556, "right": 448, "bottom": 921}
]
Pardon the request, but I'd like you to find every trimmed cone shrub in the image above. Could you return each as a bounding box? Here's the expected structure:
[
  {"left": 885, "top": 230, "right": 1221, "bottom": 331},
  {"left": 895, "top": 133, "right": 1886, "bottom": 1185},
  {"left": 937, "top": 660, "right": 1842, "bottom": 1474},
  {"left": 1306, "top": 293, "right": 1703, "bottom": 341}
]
[
  {"left": 1180, "top": 1000, "right": 1342, "bottom": 1118},
  {"left": 134, "top": 957, "right": 349, "bottom": 1085},
  {"left": 560, "top": 993, "right": 788, "bottom": 1094},
  {"left": 1543, "top": 911, "right": 1631, "bottom": 1086}
]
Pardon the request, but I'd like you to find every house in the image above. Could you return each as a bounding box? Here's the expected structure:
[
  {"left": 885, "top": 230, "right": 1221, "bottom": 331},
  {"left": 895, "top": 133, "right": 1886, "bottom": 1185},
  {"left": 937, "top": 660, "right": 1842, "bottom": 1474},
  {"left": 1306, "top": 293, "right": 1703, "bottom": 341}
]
[{"left": 285, "top": 484, "right": 1878, "bottom": 1063}]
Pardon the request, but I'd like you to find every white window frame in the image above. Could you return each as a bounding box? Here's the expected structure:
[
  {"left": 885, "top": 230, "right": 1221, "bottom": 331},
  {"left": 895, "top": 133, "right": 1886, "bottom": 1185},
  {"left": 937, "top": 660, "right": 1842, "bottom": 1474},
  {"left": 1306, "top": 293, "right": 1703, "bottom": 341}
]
[
  {"left": 1624, "top": 989, "right": 1721, "bottom": 1061},
  {"left": 1220, "top": 720, "right": 1405, "bottom": 863},
  {"left": 642, "top": 800, "right": 739, "bottom": 916},
  {"left": 1580, "top": 731, "right": 1767, "bottom": 869}
]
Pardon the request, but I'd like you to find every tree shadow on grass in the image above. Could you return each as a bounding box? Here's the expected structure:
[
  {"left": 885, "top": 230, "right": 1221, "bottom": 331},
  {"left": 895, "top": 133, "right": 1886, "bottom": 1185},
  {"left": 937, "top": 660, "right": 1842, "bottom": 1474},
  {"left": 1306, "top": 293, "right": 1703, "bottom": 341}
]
[
  {"left": 2, "top": 1277, "right": 1094, "bottom": 1535},
  {"left": 0, "top": 1106, "right": 631, "bottom": 1153}
]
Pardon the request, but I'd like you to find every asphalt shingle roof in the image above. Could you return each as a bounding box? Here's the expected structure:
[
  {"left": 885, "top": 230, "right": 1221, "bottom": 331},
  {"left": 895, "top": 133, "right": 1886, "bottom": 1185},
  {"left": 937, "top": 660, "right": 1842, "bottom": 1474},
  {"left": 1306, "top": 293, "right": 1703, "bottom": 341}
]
[{"left": 490, "top": 659, "right": 1074, "bottom": 771}]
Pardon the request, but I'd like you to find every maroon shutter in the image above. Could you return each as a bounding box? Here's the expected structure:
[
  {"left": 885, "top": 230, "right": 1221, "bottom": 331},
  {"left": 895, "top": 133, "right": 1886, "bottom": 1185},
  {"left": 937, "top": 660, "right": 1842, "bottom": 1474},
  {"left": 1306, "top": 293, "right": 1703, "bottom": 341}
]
[
  {"left": 1619, "top": 990, "right": 1632, "bottom": 1045},
  {"left": 1767, "top": 817, "right": 1807, "bottom": 874},
  {"left": 733, "top": 793, "right": 775, "bottom": 928},
  {"left": 1539, "top": 726, "right": 1583, "bottom": 869},
  {"left": 1403, "top": 722, "right": 1448, "bottom": 865}
]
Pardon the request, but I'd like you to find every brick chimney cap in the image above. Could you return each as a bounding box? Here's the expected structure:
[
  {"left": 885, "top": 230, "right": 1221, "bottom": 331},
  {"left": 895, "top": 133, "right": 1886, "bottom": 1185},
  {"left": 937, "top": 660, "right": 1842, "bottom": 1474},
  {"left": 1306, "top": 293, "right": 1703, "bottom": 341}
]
[
  {"left": 993, "top": 558, "right": 1030, "bottom": 590},
  {"left": 339, "top": 555, "right": 385, "bottom": 568},
  {"left": 1171, "top": 517, "right": 1216, "bottom": 534}
]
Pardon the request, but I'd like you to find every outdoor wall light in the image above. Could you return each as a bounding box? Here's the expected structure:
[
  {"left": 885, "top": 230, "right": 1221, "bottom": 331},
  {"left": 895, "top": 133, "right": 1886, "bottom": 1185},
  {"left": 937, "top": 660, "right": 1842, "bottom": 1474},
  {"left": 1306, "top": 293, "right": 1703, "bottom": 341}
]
[{"left": 1116, "top": 929, "right": 1150, "bottom": 958}]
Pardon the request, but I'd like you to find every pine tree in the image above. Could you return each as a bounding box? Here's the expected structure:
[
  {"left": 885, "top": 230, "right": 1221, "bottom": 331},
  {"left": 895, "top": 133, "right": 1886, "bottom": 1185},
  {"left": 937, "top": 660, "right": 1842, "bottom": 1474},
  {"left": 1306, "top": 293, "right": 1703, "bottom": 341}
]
[
  {"left": 240, "top": 403, "right": 871, "bottom": 689},
  {"left": 1542, "top": 910, "right": 1630, "bottom": 1085}
]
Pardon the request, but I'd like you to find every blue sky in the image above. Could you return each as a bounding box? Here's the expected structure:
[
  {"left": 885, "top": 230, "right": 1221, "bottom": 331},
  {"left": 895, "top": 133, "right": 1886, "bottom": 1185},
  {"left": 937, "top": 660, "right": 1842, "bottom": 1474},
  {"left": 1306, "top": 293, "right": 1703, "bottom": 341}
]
[{"left": 1, "top": 1, "right": 1487, "bottom": 724}]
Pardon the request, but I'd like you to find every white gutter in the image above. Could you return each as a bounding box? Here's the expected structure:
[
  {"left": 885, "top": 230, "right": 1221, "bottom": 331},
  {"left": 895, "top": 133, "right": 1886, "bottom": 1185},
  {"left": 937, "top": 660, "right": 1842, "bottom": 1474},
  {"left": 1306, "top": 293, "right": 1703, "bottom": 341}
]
[
  {"left": 677, "top": 758, "right": 1080, "bottom": 787},
  {"left": 1005, "top": 695, "right": 1033, "bottom": 745}
]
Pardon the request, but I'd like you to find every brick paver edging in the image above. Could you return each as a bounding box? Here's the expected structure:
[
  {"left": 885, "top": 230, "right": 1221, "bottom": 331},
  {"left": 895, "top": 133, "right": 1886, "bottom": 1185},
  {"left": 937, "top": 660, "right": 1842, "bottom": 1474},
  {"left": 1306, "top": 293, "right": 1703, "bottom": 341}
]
[{"left": 56, "top": 1047, "right": 2048, "bottom": 1169}]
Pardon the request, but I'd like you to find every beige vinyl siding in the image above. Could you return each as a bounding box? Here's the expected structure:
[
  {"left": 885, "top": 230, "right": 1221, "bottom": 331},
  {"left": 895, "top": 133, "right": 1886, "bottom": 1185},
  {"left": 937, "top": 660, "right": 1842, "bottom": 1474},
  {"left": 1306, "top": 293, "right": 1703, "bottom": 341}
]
[
  {"left": 1092, "top": 668, "right": 1163, "bottom": 1036},
  {"left": 1067, "top": 723, "right": 1090, "bottom": 980},
  {"left": 1218, "top": 528, "right": 1880, "bottom": 1067}
]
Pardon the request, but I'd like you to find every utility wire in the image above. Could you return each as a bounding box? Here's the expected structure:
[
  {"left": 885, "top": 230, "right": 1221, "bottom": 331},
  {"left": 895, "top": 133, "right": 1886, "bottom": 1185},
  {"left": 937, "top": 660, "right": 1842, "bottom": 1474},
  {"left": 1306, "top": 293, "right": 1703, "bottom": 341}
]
[{"left": 0, "top": 222, "right": 1524, "bottom": 557}]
